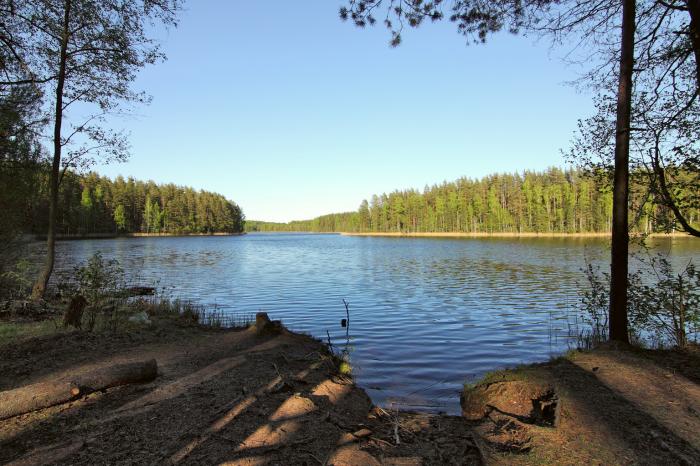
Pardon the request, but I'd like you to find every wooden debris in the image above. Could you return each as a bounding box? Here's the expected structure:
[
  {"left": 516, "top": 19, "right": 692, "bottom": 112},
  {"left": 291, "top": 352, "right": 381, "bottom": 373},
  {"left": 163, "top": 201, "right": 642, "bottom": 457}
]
[{"left": 0, "top": 359, "right": 158, "bottom": 420}]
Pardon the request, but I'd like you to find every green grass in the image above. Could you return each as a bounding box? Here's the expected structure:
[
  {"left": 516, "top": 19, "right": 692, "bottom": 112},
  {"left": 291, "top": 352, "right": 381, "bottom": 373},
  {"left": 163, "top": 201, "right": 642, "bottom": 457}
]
[
  {"left": 462, "top": 351, "right": 582, "bottom": 391},
  {"left": 0, "top": 320, "right": 64, "bottom": 346}
]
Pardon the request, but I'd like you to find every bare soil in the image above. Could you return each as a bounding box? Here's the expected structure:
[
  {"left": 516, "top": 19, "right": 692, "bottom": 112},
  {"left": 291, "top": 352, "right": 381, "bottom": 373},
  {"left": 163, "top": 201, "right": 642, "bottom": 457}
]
[
  {"left": 2, "top": 312, "right": 699, "bottom": 466},
  {"left": 461, "top": 344, "right": 700, "bottom": 465},
  {"left": 0, "top": 320, "right": 481, "bottom": 465}
]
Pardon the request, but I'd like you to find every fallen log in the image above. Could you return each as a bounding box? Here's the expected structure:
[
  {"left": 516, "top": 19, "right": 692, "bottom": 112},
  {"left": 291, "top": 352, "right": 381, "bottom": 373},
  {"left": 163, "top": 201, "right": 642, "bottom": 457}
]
[
  {"left": 0, "top": 359, "right": 158, "bottom": 420},
  {"left": 125, "top": 286, "right": 156, "bottom": 297}
]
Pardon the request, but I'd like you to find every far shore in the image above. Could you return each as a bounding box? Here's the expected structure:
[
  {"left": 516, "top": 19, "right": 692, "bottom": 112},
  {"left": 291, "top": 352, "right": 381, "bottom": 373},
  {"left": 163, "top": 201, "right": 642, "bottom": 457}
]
[
  {"left": 32, "top": 232, "right": 246, "bottom": 241},
  {"left": 340, "top": 231, "right": 693, "bottom": 239},
  {"left": 30, "top": 230, "right": 696, "bottom": 241}
]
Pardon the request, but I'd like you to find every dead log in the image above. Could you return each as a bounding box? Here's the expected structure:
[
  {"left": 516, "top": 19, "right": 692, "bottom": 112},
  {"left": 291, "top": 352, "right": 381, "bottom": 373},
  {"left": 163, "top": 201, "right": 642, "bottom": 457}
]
[
  {"left": 125, "top": 286, "right": 155, "bottom": 297},
  {"left": 0, "top": 359, "right": 158, "bottom": 420}
]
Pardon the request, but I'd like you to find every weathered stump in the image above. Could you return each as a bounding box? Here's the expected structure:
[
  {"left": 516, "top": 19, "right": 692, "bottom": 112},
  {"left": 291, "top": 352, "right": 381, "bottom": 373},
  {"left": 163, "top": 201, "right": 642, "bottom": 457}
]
[
  {"left": 461, "top": 379, "right": 559, "bottom": 427},
  {"left": 254, "top": 312, "right": 283, "bottom": 336}
]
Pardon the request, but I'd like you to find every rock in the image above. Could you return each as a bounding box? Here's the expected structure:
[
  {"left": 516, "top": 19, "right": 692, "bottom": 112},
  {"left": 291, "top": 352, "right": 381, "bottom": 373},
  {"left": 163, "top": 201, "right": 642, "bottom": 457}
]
[
  {"left": 128, "top": 311, "right": 152, "bottom": 325},
  {"left": 352, "top": 428, "right": 372, "bottom": 439},
  {"left": 461, "top": 379, "right": 559, "bottom": 426},
  {"left": 326, "top": 445, "right": 380, "bottom": 466}
]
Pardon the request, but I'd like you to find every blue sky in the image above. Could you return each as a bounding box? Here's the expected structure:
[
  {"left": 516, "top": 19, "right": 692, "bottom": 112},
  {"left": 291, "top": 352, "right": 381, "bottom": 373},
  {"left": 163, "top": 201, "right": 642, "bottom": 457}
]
[{"left": 93, "top": 1, "right": 595, "bottom": 222}]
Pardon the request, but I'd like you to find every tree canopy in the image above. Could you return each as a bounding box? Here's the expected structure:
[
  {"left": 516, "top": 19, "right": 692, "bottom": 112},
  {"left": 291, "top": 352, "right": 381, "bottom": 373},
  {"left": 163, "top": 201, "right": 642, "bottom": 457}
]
[{"left": 246, "top": 167, "right": 698, "bottom": 234}]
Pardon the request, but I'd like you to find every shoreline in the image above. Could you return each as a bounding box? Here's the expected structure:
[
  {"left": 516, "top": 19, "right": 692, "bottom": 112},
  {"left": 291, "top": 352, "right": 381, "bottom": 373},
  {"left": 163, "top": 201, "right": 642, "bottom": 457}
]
[
  {"left": 340, "top": 231, "right": 693, "bottom": 239},
  {"left": 0, "top": 311, "right": 482, "bottom": 465}
]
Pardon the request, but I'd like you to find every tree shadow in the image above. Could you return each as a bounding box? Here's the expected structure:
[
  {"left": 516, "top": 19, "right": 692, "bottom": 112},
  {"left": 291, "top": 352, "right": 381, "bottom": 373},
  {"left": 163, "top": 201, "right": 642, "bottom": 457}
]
[
  {"left": 0, "top": 330, "right": 378, "bottom": 465},
  {"left": 477, "top": 356, "right": 700, "bottom": 464}
]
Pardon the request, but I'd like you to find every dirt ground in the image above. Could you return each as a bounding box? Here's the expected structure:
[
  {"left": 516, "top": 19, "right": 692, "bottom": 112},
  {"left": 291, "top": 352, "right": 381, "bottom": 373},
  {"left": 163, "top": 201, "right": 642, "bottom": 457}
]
[
  {"left": 2, "top": 314, "right": 700, "bottom": 466},
  {"left": 0, "top": 320, "right": 482, "bottom": 465},
  {"left": 461, "top": 344, "right": 700, "bottom": 465}
]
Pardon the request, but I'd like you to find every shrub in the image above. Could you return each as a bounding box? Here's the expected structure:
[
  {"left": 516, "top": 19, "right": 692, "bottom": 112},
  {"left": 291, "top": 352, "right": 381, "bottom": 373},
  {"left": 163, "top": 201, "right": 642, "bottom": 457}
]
[
  {"left": 580, "top": 254, "right": 700, "bottom": 348},
  {"left": 75, "top": 252, "right": 125, "bottom": 303},
  {"left": 71, "top": 252, "right": 126, "bottom": 331},
  {"left": 629, "top": 256, "right": 700, "bottom": 348}
]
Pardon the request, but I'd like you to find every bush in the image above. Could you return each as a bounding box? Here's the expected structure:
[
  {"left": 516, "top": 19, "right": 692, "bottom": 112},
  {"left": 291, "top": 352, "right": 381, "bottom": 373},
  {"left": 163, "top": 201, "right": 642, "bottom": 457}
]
[
  {"left": 628, "top": 256, "right": 700, "bottom": 348},
  {"left": 75, "top": 252, "right": 125, "bottom": 303},
  {"left": 580, "top": 254, "right": 700, "bottom": 348},
  {"left": 70, "top": 252, "right": 126, "bottom": 331}
]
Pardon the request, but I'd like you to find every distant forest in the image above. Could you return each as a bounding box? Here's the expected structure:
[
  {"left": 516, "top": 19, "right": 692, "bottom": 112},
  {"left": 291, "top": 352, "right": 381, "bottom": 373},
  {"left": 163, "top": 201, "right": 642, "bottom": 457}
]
[
  {"left": 246, "top": 168, "right": 699, "bottom": 234},
  {"left": 22, "top": 171, "right": 245, "bottom": 235}
]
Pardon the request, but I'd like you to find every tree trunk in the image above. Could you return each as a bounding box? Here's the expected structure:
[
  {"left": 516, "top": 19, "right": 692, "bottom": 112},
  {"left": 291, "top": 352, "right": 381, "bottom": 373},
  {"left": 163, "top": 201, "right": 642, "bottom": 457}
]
[
  {"left": 31, "top": 0, "right": 71, "bottom": 300},
  {"left": 0, "top": 359, "right": 158, "bottom": 420},
  {"left": 685, "top": 0, "right": 700, "bottom": 90},
  {"left": 609, "top": 0, "right": 636, "bottom": 344}
]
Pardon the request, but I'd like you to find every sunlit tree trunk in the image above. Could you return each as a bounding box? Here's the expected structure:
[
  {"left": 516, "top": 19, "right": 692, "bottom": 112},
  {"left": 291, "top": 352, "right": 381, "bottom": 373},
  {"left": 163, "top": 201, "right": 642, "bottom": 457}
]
[
  {"left": 609, "top": 0, "right": 636, "bottom": 343},
  {"left": 32, "top": 0, "right": 71, "bottom": 300}
]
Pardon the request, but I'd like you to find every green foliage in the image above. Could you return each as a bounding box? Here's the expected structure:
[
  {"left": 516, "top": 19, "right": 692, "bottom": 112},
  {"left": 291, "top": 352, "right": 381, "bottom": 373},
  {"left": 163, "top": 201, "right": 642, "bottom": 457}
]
[
  {"left": 248, "top": 167, "right": 697, "bottom": 234},
  {"left": 0, "top": 259, "right": 34, "bottom": 300},
  {"left": 0, "top": 320, "right": 63, "bottom": 347},
  {"left": 133, "top": 296, "right": 254, "bottom": 328},
  {"left": 0, "top": 88, "right": 44, "bottom": 253},
  {"left": 113, "top": 204, "right": 127, "bottom": 232},
  {"left": 576, "top": 263, "right": 612, "bottom": 348},
  {"left": 629, "top": 257, "right": 700, "bottom": 348},
  {"left": 62, "top": 252, "right": 126, "bottom": 331},
  {"left": 0, "top": 89, "right": 42, "bottom": 298},
  {"left": 75, "top": 252, "right": 125, "bottom": 304},
  {"left": 26, "top": 171, "right": 244, "bottom": 235},
  {"left": 2, "top": 0, "right": 182, "bottom": 171},
  {"left": 580, "top": 255, "right": 700, "bottom": 348}
]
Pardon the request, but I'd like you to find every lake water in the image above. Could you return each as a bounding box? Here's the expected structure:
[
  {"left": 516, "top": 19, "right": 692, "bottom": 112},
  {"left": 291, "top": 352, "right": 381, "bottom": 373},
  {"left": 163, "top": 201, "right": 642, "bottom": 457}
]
[{"left": 51, "top": 233, "right": 699, "bottom": 414}]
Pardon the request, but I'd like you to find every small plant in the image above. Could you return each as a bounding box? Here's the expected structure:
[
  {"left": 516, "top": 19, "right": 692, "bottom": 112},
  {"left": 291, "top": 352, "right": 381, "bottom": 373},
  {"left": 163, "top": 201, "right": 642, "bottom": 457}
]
[
  {"left": 0, "top": 259, "right": 33, "bottom": 300},
  {"left": 76, "top": 252, "right": 125, "bottom": 303},
  {"left": 73, "top": 252, "right": 127, "bottom": 331},
  {"left": 133, "top": 295, "right": 253, "bottom": 329},
  {"left": 325, "top": 299, "right": 355, "bottom": 375},
  {"left": 578, "top": 262, "right": 611, "bottom": 346}
]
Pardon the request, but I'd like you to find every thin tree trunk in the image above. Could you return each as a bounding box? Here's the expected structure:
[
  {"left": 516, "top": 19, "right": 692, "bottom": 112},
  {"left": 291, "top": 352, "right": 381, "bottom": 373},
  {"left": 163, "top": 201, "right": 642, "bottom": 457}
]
[
  {"left": 651, "top": 147, "right": 700, "bottom": 237},
  {"left": 609, "top": 0, "right": 636, "bottom": 343},
  {"left": 32, "top": 0, "right": 71, "bottom": 300}
]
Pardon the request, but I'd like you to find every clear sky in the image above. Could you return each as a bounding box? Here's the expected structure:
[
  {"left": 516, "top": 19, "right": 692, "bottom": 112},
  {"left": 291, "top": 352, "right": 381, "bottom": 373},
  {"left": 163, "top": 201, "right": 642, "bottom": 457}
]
[{"left": 93, "top": 1, "right": 595, "bottom": 223}]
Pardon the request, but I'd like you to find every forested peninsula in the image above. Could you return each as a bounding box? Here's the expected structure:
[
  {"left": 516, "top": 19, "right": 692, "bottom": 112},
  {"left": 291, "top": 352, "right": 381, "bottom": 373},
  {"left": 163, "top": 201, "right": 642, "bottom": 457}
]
[
  {"left": 246, "top": 167, "right": 699, "bottom": 234},
  {"left": 12, "top": 170, "right": 245, "bottom": 236}
]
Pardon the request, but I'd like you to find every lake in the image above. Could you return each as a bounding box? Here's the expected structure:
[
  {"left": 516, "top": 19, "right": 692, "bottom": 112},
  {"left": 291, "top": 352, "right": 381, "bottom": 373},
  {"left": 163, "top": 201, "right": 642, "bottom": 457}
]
[{"left": 50, "top": 233, "right": 699, "bottom": 414}]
